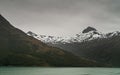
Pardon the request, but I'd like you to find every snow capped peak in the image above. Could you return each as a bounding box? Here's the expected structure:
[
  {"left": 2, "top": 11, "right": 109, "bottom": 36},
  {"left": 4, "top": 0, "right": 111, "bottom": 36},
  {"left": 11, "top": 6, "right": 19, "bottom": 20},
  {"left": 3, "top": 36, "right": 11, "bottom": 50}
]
[
  {"left": 27, "top": 31, "right": 72, "bottom": 44},
  {"left": 74, "top": 30, "right": 105, "bottom": 42},
  {"left": 106, "top": 31, "right": 120, "bottom": 37}
]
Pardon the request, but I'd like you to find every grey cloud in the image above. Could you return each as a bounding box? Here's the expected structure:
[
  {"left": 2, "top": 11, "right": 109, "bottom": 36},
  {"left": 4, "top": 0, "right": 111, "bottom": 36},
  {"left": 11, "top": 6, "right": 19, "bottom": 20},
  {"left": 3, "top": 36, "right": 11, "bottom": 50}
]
[{"left": 0, "top": 0, "right": 120, "bottom": 36}]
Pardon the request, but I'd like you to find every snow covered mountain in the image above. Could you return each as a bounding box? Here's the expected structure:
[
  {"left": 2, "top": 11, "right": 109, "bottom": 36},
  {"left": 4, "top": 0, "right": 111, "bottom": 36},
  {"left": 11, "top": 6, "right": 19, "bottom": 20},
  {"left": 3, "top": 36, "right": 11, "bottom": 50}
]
[
  {"left": 27, "top": 26, "right": 120, "bottom": 67},
  {"left": 27, "top": 26, "right": 120, "bottom": 44}
]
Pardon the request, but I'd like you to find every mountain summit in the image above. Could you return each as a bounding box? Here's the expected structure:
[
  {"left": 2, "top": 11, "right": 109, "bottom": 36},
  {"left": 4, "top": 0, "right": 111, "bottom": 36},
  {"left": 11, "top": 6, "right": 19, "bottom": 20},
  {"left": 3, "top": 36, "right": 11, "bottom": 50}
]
[{"left": 82, "top": 26, "right": 97, "bottom": 33}]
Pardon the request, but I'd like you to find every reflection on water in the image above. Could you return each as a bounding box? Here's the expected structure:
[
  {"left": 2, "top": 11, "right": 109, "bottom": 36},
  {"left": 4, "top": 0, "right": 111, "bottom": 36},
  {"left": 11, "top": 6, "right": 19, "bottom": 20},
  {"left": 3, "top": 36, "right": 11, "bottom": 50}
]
[{"left": 0, "top": 67, "right": 120, "bottom": 75}]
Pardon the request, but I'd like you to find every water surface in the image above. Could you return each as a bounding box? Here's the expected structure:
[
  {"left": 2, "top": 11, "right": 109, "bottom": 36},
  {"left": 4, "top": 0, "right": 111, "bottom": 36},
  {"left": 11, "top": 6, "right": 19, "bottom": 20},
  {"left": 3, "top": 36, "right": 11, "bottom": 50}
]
[{"left": 0, "top": 67, "right": 120, "bottom": 75}]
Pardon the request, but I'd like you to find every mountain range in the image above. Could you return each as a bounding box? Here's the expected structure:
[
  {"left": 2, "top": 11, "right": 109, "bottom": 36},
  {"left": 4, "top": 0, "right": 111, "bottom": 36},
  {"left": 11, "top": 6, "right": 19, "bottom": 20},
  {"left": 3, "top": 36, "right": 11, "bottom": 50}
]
[
  {"left": 28, "top": 26, "right": 120, "bottom": 67},
  {"left": 27, "top": 26, "right": 120, "bottom": 44},
  {"left": 0, "top": 14, "right": 105, "bottom": 67}
]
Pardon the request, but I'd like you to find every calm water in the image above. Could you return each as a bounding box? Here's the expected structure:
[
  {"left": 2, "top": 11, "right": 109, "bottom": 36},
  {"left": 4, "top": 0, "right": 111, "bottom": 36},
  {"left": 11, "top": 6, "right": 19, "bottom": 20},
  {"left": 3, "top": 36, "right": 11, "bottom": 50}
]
[{"left": 0, "top": 67, "right": 120, "bottom": 75}]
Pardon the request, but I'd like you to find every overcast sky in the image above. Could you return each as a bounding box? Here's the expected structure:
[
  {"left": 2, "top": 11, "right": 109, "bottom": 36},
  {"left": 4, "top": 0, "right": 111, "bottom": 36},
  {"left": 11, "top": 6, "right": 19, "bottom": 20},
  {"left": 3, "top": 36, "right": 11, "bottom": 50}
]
[{"left": 0, "top": 0, "right": 120, "bottom": 36}]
